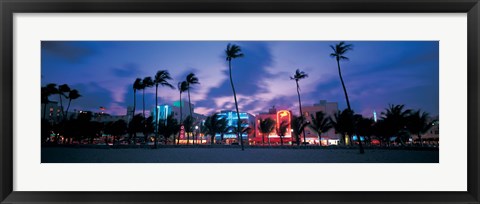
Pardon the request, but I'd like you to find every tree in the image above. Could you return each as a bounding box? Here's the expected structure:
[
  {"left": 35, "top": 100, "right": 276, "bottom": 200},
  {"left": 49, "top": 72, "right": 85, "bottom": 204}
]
[
  {"left": 291, "top": 115, "right": 309, "bottom": 146},
  {"left": 65, "top": 89, "right": 81, "bottom": 119},
  {"left": 177, "top": 81, "right": 188, "bottom": 121},
  {"left": 258, "top": 118, "right": 275, "bottom": 145},
  {"left": 183, "top": 115, "right": 194, "bottom": 145},
  {"left": 41, "top": 83, "right": 57, "bottom": 120},
  {"left": 57, "top": 84, "right": 71, "bottom": 119},
  {"left": 185, "top": 73, "right": 199, "bottom": 144},
  {"left": 143, "top": 116, "right": 155, "bottom": 145},
  {"left": 104, "top": 119, "right": 127, "bottom": 145},
  {"left": 309, "top": 111, "right": 333, "bottom": 146},
  {"left": 158, "top": 114, "right": 180, "bottom": 145},
  {"left": 381, "top": 104, "right": 412, "bottom": 145},
  {"left": 203, "top": 113, "right": 228, "bottom": 145},
  {"left": 128, "top": 114, "right": 144, "bottom": 144},
  {"left": 355, "top": 116, "right": 374, "bottom": 145},
  {"left": 141, "top": 77, "right": 154, "bottom": 145},
  {"left": 225, "top": 43, "right": 245, "bottom": 150},
  {"left": 330, "top": 109, "right": 355, "bottom": 146},
  {"left": 407, "top": 110, "right": 437, "bottom": 146},
  {"left": 130, "top": 78, "right": 143, "bottom": 143},
  {"left": 329, "top": 42, "right": 364, "bottom": 153},
  {"left": 276, "top": 120, "right": 289, "bottom": 146},
  {"left": 290, "top": 69, "right": 308, "bottom": 145},
  {"left": 153, "top": 70, "right": 175, "bottom": 148}
]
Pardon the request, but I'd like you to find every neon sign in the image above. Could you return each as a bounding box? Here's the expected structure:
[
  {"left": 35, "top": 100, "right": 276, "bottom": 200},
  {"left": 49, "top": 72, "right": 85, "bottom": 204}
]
[{"left": 276, "top": 110, "right": 291, "bottom": 137}]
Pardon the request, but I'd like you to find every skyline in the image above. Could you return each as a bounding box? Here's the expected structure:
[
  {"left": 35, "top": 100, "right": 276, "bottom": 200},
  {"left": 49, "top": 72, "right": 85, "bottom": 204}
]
[{"left": 41, "top": 41, "right": 439, "bottom": 117}]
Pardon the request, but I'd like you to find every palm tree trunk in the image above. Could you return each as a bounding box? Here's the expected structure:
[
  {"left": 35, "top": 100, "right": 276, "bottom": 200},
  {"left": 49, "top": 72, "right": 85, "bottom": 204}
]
[
  {"left": 58, "top": 93, "right": 64, "bottom": 120},
  {"left": 130, "top": 90, "right": 137, "bottom": 144},
  {"left": 187, "top": 89, "right": 195, "bottom": 145},
  {"left": 142, "top": 89, "right": 146, "bottom": 146},
  {"left": 336, "top": 59, "right": 364, "bottom": 154},
  {"left": 178, "top": 92, "right": 182, "bottom": 145},
  {"left": 155, "top": 85, "right": 158, "bottom": 149},
  {"left": 295, "top": 81, "right": 306, "bottom": 146},
  {"left": 318, "top": 133, "right": 322, "bottom": 146},
  {"left": 228, "top": 60, "right": 244, "bottom": 151},
  {"left": 65, "top": 99, "right": 72, "bottom": 121},
  {"left": 418, "top": 134, "right": 423, "bottom": 147}
]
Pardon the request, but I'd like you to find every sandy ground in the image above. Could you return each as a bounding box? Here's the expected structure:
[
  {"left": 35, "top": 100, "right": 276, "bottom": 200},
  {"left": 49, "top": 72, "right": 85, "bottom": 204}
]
[{"left": 41, "top": 147, "right": 439, "bottom": 163}]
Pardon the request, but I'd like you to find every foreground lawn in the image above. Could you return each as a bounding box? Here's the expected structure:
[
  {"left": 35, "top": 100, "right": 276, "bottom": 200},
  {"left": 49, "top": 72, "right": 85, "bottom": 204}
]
[{"left": 41, "top": 146, "right": 439, "bottom": 163}]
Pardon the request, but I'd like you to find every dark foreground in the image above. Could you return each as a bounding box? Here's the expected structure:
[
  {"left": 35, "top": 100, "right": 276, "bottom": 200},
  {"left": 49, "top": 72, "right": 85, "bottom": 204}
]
[{"left": 41, "top": 146, "right": 439, "bottom": 163}]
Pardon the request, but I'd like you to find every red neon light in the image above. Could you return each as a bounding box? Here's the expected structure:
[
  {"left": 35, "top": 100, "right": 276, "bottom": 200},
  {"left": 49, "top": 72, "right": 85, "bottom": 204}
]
[{"left": 276, "top": 110, "right": 291, "bottom": 137}]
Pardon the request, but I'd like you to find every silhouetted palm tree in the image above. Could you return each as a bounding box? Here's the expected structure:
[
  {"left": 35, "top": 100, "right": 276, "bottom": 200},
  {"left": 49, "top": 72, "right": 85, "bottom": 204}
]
[
  {"left": 58, "top": 84, "right": 70, "bottom": 119},
  {"left": 153, "top": 70, "right": 175, "bottom": 148},
  {"left": 225, "top": 43, "right": 245, "bottom": 150},
  {"left": 329, "top": 42, "right": 364, "bottom": 153},
  {"left": 258, "top": 118, "right": 275, "bottom": 145},
  {"left": 42, "top": 83, "right": 58, "bottom": 120},
  {"left": 128, "top": 114, "right": 144, "bottom": 144},
  {"left": 381, "top": 104, "right": 412, "bottom": 145},
  {"left": 276, "top": 120, "right": 289, "bottom": 146},
  {"left": 158, "top": 114, "right": 180, "bottom": 145},
  {"left": 177, "top": 81, "right": 188, "bottom": 122},
  {"left": 355, "top": 116, "right": 374, "bottom": 145},
  {"left": 185, "top": 73, "right": 199, "bottom": 144},
  {"left": 291, "top": 115, "right": 309, "bottom": 146},
  {"left": 130, "top": 78, "right": 143, "bottom": 143},
  {"left": 183, "top": 115, "right": 194, "bottom": 145},
  {"left": 330, "top": 109, "right": 355, "bottom": 146},
  {"left": 65, "top": 89, "right": 81, "bottom": 119},
  {"left": 141, "top": 77, "right": 154, "bottom": 120},
  {"left": 407, "top": 110, "right": 436, "bottom": 146},
  {"left": 309, "top": 111, "right": 332, "bottom": 146},
  {"left": 110, "top": 119, "right": 127, "bottom": 146},
  {"left": 203, "top": 113, "right": 228, "bottom": 145},
  {"left": 290, "top": 69, "right": 308, "bottom": 145}
]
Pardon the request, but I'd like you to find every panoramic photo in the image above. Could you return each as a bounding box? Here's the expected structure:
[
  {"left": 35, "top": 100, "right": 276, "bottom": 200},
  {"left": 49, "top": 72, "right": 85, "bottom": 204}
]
[{"left": 41, "top": 41, "right": 439, "bottom": 163}]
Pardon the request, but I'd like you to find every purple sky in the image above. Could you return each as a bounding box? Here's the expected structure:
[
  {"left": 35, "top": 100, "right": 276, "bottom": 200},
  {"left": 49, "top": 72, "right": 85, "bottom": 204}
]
[{"left": 41, "top": 41, "right": 439, "bottom": 118}]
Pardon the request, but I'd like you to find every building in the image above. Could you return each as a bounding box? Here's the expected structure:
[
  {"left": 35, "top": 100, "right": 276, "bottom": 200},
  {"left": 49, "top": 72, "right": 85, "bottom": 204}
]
[
  {"left": 253, "top": 106, "right": 294, "bottom": 145},
  {"left": 214, "top": 110, "right": 256, "bottom": 144},
  {"left": 301, "top": 100, "right": 340, "bottom": 145}
]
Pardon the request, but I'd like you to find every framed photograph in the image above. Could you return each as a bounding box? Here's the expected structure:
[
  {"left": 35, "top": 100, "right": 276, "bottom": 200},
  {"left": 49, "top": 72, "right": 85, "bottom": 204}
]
[{"left": 1, "top": 0, "right": 479, "bottom": 203}]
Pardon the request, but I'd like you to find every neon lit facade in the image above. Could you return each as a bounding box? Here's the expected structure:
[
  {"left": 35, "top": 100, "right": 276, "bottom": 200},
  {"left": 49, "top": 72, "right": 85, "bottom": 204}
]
[
  {"left": 215, "top": 110, "right": 255, "bottom": 140},
  {"left": 276, "top": 110, "right": 292, "bottom": 138}
]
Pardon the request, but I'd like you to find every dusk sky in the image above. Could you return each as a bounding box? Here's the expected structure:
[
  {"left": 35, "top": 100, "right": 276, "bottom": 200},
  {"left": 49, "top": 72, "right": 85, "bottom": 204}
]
[{"left": 41, "top": 41, "right": 439, "bottom": 118}]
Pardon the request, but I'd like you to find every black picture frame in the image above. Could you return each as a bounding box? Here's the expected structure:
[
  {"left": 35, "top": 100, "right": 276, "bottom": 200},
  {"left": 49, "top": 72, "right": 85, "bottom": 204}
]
[{"left": 1, "top": 0, "right": 479, "bottom": 203}]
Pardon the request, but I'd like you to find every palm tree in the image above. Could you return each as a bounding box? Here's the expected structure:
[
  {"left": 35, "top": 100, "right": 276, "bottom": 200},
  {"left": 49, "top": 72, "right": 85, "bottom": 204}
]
[
  {"left": 183, "top": 115, "right": 194, "bottom": 145},
  {"left": 153, "top": 70, "right": 175, "bottom": 148},
  {"left": 329, "top": 41, "right": 364, "bottom": 153},
  {"left": 276, "top": 120, "right": 289, "bottom": 146},
  {"left": 110, "top": 119, "right": 127, "bottom": 146},
  {"left": 309, "top": 111, "right": 333, "bottom": 146},
  {"left": 158, "top": 114, "right": 180, "bottom": 145},
  {"left": 258, "top": 118, "right": 275, "bottom": 145},
  {"left": 65, "top": 89, "right": 81, "bottom": 119},
  {"left": 185, "top": 73, "right": 199, "bottom": 144},
  {"left": 330, "top": 109, "right": 355, "bottom": 146},
  {"left": 291, "top": 115, "right": 309, "bottom": 146},
  {"left": 177, "top": 81, "right": 188, "bottom": 144},
  {"left": 203, "top": 113, "right": 228, "bottom": 145},
  {"left": 407, "top": 110, "right": 436, "bottom": 146},
  {"left": 128, "top": 114, "right": 144, "bottom": 145},
  {"left": 57, "top": 84, "right": 70, "bottom": 120},
  {"left": 381, "top": 104, "right": 412, "bottom": 145},
  {"left": 130, "top": 78, "right": 143, "bottom": 143},
  {"left": 141, "top": 77, "right": 154, "bottom": 120},
  {"left": 225, "top": 43, "right": 245, "bottom": 150},
  {"left": 290, "top": 69, "right": 308, "bottom": 145},
  {"left": 42, "top": 83, "right": 58, "bottom": 120}
]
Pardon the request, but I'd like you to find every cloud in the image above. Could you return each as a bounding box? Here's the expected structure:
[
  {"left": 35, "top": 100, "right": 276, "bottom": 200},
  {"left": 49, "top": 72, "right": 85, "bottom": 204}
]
[
  {"left": 42, "top": 41, "right": 95, "bottom": 63},
  {"left": 111, "top": 64, "right": 141, "bottom": 78}
]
